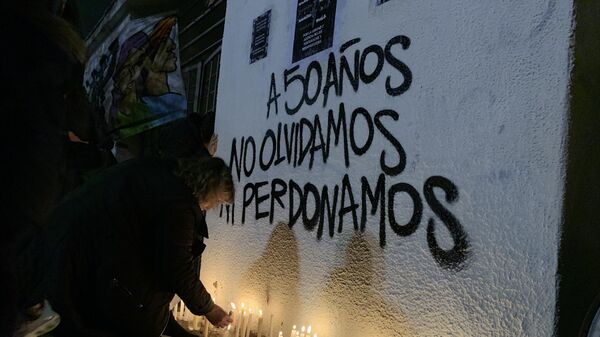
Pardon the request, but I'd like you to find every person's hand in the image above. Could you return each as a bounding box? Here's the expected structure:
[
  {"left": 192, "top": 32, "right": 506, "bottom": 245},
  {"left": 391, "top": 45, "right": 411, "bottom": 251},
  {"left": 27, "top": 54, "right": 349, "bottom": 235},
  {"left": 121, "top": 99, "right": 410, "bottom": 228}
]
[
  {"left": 205, "top": 304, "right": 232, "bottom": 328},
  {"left": 206, "top": 134, "right": 218, "bottom": 156}
]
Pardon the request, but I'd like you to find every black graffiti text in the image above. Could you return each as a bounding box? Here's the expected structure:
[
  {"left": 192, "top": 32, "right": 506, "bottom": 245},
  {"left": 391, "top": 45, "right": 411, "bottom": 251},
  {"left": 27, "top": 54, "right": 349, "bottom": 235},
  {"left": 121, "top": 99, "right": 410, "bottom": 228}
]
[
  {"left": 227, "top": 174, "right": 470, "bottom": 271},
  {"left": 267, "top": 35, "right": 412, "bottom": 118},
  {"left": 230, "top": 103, "right": 405, "bottom": 181}
]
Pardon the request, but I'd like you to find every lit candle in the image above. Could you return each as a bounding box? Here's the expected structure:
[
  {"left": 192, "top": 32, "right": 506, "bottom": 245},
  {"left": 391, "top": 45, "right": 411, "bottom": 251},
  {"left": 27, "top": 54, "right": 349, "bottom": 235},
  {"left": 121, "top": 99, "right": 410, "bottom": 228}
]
[
  {"left": 278, "top": 332, "right": 283, "bottom": 337},
  {"left": 232, "top": 312, "right": 239, "bottom": 337},
  {"left": 306, "top": 326, "right": 311, "bottom": 336},
  {"left": 289, "top": 325, "right": 297, "bottom": 337},
  {"left": 267, "top": 314, "right": 273, "bottom": 337},
  {"left": 186, "top": 313, "right": 193, "bottom": 330},
  {"left": 244, "top": 308, "right": 253, "bottom": 337},
  {"left": 177, "top": 301, "right": 184, "bottom": 320},
  {"left": 299, "top": 326, "right": 305, "bottom": 337},
  {"left": 203, "top": 316, "right": 210, "bottom": 337},
  {"left": 235, "top": 304, "right": 244, "bottom": 337},
  {"left": 256, "top": 310, "right": 264, "bottom": 337},
  {"left": 192, "top": 315, "right": 200, "bottom": 330},
  {"left": 239, "top": 310, "right": 248, "bottom": 337},
  {"left": 230, "top": 303, "right": 237, "bottom": 330},
  {"left": 185, "top": 305, "right": 193, "bottom": 323}
]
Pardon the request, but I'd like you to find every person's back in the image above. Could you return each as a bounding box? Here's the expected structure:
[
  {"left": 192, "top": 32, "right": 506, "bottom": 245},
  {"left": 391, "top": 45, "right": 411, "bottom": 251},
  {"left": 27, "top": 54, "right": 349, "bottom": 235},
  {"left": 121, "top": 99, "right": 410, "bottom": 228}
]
[{"left": 46, "top": 158, "right": 205, "bottom": 336}]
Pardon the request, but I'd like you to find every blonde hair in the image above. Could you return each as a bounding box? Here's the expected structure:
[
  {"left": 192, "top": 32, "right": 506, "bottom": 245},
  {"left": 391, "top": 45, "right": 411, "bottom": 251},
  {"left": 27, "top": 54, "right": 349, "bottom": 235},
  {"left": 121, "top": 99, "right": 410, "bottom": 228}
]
[{"left": 174, "top": 157, "right": 234, "bottom": 203}]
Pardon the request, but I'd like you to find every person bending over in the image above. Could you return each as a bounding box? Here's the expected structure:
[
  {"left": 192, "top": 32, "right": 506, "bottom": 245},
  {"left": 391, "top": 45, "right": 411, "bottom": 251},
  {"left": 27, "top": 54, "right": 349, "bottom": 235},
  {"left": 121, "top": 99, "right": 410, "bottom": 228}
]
[{"left": 45, "top": 156, "right": 234, "bottom": 336}]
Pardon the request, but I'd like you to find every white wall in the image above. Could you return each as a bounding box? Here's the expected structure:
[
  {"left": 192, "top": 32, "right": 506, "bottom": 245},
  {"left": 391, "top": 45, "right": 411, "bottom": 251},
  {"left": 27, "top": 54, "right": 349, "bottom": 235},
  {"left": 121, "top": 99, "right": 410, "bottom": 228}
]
[{"left": 207, "top": 1, "right": 574, "bottom": 336}]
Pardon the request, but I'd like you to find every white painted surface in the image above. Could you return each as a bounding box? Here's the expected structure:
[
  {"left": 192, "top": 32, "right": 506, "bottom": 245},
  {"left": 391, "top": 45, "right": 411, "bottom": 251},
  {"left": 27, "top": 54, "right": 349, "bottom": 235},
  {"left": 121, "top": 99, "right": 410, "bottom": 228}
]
[{"left": 207, "top": 1, "right": 574, "bottom": 336}]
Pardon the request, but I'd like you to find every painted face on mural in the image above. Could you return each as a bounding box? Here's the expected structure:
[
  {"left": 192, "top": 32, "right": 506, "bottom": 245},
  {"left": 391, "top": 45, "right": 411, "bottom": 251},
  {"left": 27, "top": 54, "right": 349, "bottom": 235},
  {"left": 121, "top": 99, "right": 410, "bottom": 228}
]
[
  {"left": 143, "top": 37, "right": 178, "bottom": 96},
  {"left": 148, "top": 38, "right": 177, "bottom": 73}
]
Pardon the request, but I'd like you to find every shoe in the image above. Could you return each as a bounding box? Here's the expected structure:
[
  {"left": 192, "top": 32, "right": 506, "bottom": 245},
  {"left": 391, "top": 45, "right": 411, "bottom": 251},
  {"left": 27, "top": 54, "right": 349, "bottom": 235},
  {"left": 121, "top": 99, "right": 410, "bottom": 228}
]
[{"left": 13, "top": 300, "right": 60, "bottom": 337}]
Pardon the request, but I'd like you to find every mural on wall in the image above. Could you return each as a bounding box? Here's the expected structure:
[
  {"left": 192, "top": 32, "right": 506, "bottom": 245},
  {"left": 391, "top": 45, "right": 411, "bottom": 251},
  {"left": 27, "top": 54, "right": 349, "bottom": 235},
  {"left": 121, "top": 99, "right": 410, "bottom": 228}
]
[
  {"left": 85, "top": 40, "right": 119, "bottom": 115},
  {"left": 84, "top": 16, "right": 187, "bottom": 139},
  {"left": 221, "top": 34, "right": 471, "bottom": 271}
]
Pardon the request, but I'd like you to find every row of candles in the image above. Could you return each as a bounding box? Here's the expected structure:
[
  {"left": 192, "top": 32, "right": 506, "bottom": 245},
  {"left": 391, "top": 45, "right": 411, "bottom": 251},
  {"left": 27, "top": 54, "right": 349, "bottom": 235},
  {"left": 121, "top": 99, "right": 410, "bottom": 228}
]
[{"left": 173, "top": 301, "right": 320, "bottom": 337}]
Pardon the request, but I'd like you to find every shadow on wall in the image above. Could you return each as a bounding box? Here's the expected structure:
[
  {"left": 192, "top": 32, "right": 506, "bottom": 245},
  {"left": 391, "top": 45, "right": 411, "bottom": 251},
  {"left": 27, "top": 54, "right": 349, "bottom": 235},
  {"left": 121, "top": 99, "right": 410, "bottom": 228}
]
[
  {"left": 319, "top": 232, "right": 414, "bottom": 337},
  {"left": 238, "top": 223, "right": 300, "bottom": 328}
]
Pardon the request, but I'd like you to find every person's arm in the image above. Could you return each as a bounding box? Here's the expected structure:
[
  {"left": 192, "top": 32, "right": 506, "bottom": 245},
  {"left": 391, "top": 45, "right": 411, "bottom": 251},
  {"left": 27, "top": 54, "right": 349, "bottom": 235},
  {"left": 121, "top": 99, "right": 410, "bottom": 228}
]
[{"left": 158, "top": 205, "right": 214, "bottom": 315}]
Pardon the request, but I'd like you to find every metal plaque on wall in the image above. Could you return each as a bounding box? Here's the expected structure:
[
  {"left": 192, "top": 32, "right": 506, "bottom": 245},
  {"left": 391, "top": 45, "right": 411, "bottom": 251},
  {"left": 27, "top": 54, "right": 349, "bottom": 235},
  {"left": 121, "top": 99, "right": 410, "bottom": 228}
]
[
  {"left": 250, "top": 10, "right": 271, "bottom": 64},
  {"left": 292, "top": 0, "right": 337, "bottom": 63}
]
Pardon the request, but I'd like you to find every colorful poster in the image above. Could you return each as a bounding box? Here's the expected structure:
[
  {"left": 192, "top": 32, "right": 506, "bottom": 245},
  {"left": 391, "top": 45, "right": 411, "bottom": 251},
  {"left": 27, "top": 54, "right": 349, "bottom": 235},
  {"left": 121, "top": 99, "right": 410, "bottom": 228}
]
[{"left": 84, "top": 15, "right": 187, "bottom": 139}]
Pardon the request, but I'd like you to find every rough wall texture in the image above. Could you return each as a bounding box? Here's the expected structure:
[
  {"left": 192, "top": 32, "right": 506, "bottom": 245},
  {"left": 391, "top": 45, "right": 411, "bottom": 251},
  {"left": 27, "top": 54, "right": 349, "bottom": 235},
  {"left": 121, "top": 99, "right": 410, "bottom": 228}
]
[{"left": 206, "top": 1, "right": 574, "bottom": 336}]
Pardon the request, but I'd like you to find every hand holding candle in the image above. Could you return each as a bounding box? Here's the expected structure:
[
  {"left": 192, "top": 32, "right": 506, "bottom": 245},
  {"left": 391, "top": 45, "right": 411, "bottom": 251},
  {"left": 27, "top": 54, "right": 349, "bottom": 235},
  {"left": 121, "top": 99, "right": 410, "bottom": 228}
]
[{"left": 206, "top": 303, "right": 233, "bottom": 328}]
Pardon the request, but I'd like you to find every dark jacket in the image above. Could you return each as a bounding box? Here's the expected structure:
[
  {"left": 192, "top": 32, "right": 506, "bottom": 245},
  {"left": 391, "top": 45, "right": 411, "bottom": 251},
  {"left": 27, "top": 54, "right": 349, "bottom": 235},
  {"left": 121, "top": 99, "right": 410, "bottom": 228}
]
[
  {"left": 0, "top": 6, "right": 88, "bottom": 334},
  {"left": 45, "top": 158, "right": 214, "bottom": 337},
  {"left": 140, "top": 113, "right": 211, "bottom": 159}
]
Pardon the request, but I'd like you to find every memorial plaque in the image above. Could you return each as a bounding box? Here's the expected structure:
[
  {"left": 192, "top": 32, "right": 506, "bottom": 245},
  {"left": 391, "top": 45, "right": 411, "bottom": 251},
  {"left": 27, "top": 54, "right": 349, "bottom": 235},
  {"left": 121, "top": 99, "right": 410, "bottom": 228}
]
[
  {"left": 292, "top": 0, "right": 337, "bottom": 63},
  {"left": 250, "top": 10, "right": 271, "bottom": 64}
]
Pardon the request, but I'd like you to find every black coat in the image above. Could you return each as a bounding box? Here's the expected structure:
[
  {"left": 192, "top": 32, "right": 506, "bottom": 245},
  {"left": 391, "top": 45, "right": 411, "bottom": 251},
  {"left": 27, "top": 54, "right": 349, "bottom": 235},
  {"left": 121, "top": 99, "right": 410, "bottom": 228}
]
[
  {"left": 0, "top": 7, "right": 87, "bottom": 334},
  {"left": 45, "top": 158, "right": 214, "bottom": 337}
]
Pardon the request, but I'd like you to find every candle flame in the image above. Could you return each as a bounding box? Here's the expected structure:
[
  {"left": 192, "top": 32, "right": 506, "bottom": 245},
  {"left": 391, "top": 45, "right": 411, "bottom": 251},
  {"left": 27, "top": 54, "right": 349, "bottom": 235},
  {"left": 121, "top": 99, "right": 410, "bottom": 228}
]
[
  {"left": 231, "top": 303, "right": 237, "bottom": 310},
  {"left": 301, "top": 326, "right": 305, "bottom": 332},
  {"left": 314, "top": 334, "right": 317, "bottom": 337},
  {"left": 307, "top": 326, "right": 312, "bottom": 333},
  {"left": 278, "top": 332, "right": 283, "bottom": 337},
  {"left": 293, "top": 325, "right": 296, "bottom": 329},
  {"left": 259, "top": 309, "right": 263, "bottom": 316},
  {"left": 241, "top": 303, "right": 245, "bottom": 308},
  {"left": 227, "top": 324, "right": 231, "bottom": 330}
]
